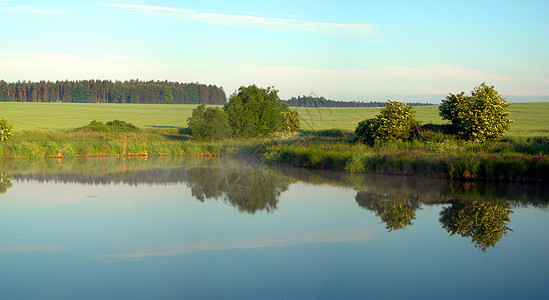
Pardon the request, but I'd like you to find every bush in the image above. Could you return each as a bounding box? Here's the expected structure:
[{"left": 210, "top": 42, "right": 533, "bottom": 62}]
[
  {"left": 281, "top": 111, "right": 300, "bottom": 133},
  {"left": 187, "top": 104, "right": 231, "bottom": 141},
  {"left": 224, "top": 85, "right": 300, "bottom": 138},
  {"left": 0, "top": 118, "right": 13, "bottom": 141},
  {"left": 355, "top": 100, "right": 419, "bottom": 144},
  {"left": 76, "top": 120, "right": 140, "bottom": 133},
  {"left": 439, "top": 83, "right": 512, "bottom": 142}
]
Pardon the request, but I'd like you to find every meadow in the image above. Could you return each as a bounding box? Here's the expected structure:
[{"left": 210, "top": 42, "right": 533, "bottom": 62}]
[
  {"left": 0, "top": 102, "right": 548, "bottom": 138},
  {"left": 0, "top": 102, "right": 548, "bottom": 182}
]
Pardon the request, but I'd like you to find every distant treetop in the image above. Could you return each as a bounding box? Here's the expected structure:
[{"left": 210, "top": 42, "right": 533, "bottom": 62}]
[
  {"left": 0, "top": 79, "right": 226, "bottom": 105},
  {"left": 283, "top": 95, "right": 433, "bottom": 108}
]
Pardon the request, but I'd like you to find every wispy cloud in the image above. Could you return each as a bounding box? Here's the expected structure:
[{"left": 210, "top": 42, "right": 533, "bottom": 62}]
[
  {"left": 101, "top": 229, "right": 377, "bottom": 262},
  {"left": 106, "top": 3, "right": 377, "bottom": 36},
  {"left": 1, "top": 244, "right": 62, "bottom": 253},
  {"left": 6, "top": 6, "right": 67, "bottom": 15}
]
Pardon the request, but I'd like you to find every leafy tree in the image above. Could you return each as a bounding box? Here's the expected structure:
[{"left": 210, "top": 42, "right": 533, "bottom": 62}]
[
  {"left": 224, "top": 85, "right": 299, "bottom": 138},
  {"left": 187, "top": 104, "right": 231, "bottom": 141},
  {"left": 0, "top": 117, "right": 13, "bottom": 141},
  {"left": 439, "top": 199, "right": 513, "bottom": 252},
  {"left": 439, "top": 83, "right": 512, "bottom": 141},
  {"left": 355, "top": 100, "right": 419, "bottom": 144}
]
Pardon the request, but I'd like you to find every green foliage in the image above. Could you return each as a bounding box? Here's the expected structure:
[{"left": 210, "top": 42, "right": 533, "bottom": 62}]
[
  {"left": 439, "top": 83, "right": 512, "bottom": 141},
  {"left": 439, "top": 200, "right": 513, "bottom": 252},
  {"left": 75, "top": 120, "right": 140, "bottom": 133},
  {"left": 355, "top": 100, "right": 419, "bottom": 144},
  {"left": 187, "top": 104, "right": 231, "bottom": 141},
  {"left": 0, "top": 117, "right": 13, "bottom": 141},
  {"left": 0, "top": 79, "right": 226, "bottom": 104},
  {"left": 224, "top": 85, "right": 299, "bottom": 138},
  {"left": 281, "top": 111, "right": 300, "bottom": 133}
]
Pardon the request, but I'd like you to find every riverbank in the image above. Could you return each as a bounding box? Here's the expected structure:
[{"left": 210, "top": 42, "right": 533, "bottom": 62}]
[{"left": 0, "top": 129, "right": 548, "bottom": 182}]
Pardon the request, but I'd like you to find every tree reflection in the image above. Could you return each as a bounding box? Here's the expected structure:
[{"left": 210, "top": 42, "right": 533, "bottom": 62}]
[
  {"left": 356, "top": 191, "right": 420, "bottom": 231},
  {"left": 439, "top": 200, "right": 513, "bottom": 252},
  {"left": 187, "top": 165, "right": 292, "bottom": 214},
  {"left": 0, "top": 172, "right": 13, "bottom": 194}
]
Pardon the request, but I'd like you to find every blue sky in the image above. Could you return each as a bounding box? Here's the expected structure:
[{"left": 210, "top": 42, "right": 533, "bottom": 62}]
[{"left": 0, "top": 0, "right": 547, "bottom": 101}]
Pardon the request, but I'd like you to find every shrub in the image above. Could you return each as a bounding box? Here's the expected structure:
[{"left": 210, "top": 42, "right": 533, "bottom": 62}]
[
  {"left": 187, "top": 104, "right": 231, "bottom": 141},
  {"left": 0, "top": 118, "right": 13, "bottom": 141},
  {"left": 281, "top": 111, "right": 300, "bottom": 133},
  {"left": 76, "top": 120, "right": 140, "bottom": 133},
  {"left": 439, "top": 83, "right": 512, "bottom": 142},
  {"left": 224, "top": 85, "right": 300, "bottom": 138},
  {"left": 355, "top": 100, "right": 419, "bottom": 144}
]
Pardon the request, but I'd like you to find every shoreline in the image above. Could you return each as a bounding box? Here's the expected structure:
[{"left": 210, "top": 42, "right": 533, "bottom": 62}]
[{"left": 0, "top": 130, "right": 548, "bottom": 183}]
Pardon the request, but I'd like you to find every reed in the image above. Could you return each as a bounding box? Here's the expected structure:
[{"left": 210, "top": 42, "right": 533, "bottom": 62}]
[{"left": 0, "top": 130, "right": 226, "bottom": 159}]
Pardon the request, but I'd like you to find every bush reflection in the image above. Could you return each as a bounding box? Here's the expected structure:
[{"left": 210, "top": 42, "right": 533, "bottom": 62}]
[{"left": 0, "top": 157, "right": 546, "bottom": 251}]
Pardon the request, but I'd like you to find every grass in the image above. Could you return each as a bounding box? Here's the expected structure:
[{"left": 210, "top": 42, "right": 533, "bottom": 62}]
[
  {"left": 1, "top": 102, "right": 548, "bottom": 138},
  {"left": 0, "top": 102, "right": 548, "bottom": 182},
  {"left": 0, "top": 130, "right": 228, "bottom": 159},
  {"left": 0, "top": 102, "right": 192, "bottom": 131}
]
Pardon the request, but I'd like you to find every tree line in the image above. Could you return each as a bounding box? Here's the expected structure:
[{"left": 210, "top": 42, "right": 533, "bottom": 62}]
[
  {"left": 0, "top": 80, "right": 227, "bottom": 104},
  {"left": 283, "top": 95, "right": 433, "bottom": 107}
]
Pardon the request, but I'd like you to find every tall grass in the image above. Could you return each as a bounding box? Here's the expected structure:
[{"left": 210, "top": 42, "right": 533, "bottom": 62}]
[
  {"left": 262, "top": 133, "right": 549, "bottom": 182},
  {"left": 0, "top": 130, "right": 225, "bottom": 159}
]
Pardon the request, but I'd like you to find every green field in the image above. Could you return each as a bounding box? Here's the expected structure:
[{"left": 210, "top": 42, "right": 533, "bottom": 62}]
[{"left": 0, "top": 102, "right": 548, "bottom": 137}]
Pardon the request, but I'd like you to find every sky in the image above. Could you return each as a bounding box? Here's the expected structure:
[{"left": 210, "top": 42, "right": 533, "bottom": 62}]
[{"left": 0, "top": 0, "right": 548, "bottom": 102}]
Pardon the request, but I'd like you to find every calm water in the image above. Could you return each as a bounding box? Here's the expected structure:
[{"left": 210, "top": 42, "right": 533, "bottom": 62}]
[{"left": 0, "top": 158, "right": 548, "bottom": 299}]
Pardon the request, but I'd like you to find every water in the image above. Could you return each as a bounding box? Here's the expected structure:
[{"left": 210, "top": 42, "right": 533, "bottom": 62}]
[{"left": 0, "top": 158, "right": 548, "bottom": 299}]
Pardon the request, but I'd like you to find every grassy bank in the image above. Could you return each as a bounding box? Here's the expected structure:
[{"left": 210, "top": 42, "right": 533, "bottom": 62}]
[
  {"left": 262, "top": 132, "right": 549, "bottom": 183},
  {"left": 0, "top": 102, "right": 548, "bottom": 182},
  {"left": 0, "top": 130, "right": 227, "bottom": 158},
  {"left": 0, "top": 128, "right": 548, "bottom": 182}
]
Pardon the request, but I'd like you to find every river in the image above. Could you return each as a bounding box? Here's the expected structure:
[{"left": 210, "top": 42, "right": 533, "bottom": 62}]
[{"left": 0, "top": 157, "right": 548, "bottom": 299}]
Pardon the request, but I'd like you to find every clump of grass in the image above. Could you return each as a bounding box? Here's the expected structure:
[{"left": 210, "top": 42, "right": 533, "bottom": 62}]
[{"left": 75, "top": 120, "right": 140, "bottom": 133}]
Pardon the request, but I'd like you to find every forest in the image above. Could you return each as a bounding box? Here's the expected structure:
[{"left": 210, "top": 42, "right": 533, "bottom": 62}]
[
  {"left": 0, "top": 80, "right": 227, "bottom": 105},
  {"left": 283, "top": 95, "right": 433, "bottom": 107}
]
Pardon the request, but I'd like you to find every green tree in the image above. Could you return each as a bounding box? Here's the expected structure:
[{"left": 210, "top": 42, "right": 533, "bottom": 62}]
[
  {"left": 224, "top": 85, "right": 299, "bottom": 138},
  {"left": 439, "top": 83, "right": 512, "bottom": 141},
  {"left": 0, "top": 118, "right": 13, "bottom": 141},
  {"left": 187, "top": 104, "right": 231, "bottom": 141},
  {"left": 159, "top": 88, "right": 174, "bottom": 104},
  {"left": 355, "top": 100, "right": 419, "bottom": 144},
  {"left": 439, "top": 199, "right": 513, "bottom": 251}
]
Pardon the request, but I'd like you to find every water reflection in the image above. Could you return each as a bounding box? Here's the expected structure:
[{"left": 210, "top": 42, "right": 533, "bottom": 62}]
[
  {"left": 187, "top": 164, "right": 293, "bottom": 213},
  {"left": 439, "top": 200, "right": 513, "bottom": 251},
  {"left": 0, "top": 157, "right": 547, "bottom": 252},
  {"left": 355, "top": 191, "right": 420, "bottom": 231},
  {"left": 0, "top": 172, "right": 12, "bottom": 194}
]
